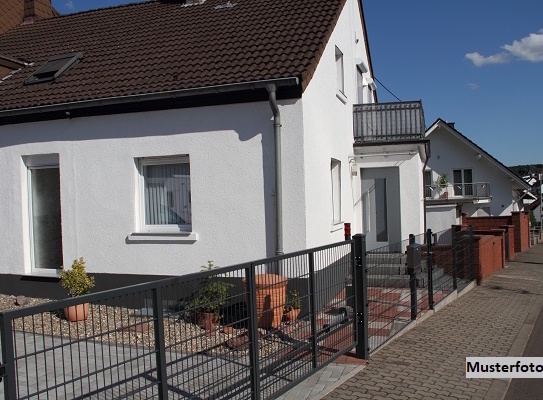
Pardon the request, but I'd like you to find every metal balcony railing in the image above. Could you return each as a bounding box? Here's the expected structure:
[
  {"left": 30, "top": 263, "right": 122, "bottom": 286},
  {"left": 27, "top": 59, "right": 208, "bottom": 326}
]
[
  {"left": 425, "top": 183, "right": 491, "bottom": 200},
  {"left": 353, "top": 101, "right": 426, "bottom": 144}
]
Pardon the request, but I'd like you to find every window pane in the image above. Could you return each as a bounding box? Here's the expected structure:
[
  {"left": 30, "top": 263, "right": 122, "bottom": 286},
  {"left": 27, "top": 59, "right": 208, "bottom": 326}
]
[
  {"left": 375, "top": 178, "right": 388, "bottom": 242},
  {"left": 464, "top": 169, "right": 473, "bottom": 195},
  {"left": 31, "top": 168, "right": 63, "bottom": 269},
  {"left": 144, "top": 163, "right": 191, "bottom": 226},
  {"left": 453, "top": 169, "right": 462, "bottom": 196},
  {"left": 335, "top": 47, "right": 344, "bottom": 94},
  {"left": 331, "top": 160, "right": 341, "bottom": 224}
]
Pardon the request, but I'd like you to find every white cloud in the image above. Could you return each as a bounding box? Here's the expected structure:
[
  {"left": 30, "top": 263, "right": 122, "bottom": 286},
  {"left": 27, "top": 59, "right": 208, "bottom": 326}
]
[
  {"left": 466, "top": 29, "right": 543, "bottom": 67},
  {"left": 65, "top": 0, "right": 74, "bottom": 10},
  {"left": 465, "top": 51, "right": 510, "bottom": 67},
  {"left": 502, "top": 29, "right": 543, "bottom": 62},
  {"left": 466, "top": 83, "right": 479, "bottom": 90}
]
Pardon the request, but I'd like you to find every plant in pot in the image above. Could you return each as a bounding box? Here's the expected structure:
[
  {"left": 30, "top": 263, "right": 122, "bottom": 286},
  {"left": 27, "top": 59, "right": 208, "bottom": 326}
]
[
  {"left": 283, "top": 290, "right": 302, "bottom": 323},
  {"left": 60, "top": 257, "right": 95, "bottom": 322},
  {"left": 437, "top": 173, "right": 449, "bottom": 199},
  {"left": 188, "top": 261, "right": 233, "bottom": 331}
]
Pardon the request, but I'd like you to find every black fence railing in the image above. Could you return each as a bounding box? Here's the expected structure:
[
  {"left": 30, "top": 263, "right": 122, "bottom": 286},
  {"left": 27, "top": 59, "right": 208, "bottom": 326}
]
[
  {"left": 1, "top": 230, "right": 475, "bottom": 398},
  {"left": 353, "top": 101, "right": 426, "bottom": 144},
  {"left": 0, "top": 241, "right": 356, "bottom": 400},
  {"left": 363, "top": 227, "right": 474, "bottom": 354}
]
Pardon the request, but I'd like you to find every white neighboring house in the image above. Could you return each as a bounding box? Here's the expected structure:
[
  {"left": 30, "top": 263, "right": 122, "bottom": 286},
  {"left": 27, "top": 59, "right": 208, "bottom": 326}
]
[
  {"left": 0, "top": 0, "right": 428, "bottom": 295},
  {"left": 424, "top": 119, "right": 532, "bottom": 232}
]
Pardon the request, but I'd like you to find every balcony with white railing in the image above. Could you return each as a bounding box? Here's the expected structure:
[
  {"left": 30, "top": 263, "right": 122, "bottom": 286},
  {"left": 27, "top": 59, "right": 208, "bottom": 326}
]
[
  {"left": 353, "top": 101, "right": 426, "bottom": 144},
  {"left": 425, "top": 182, "right": 491, "bottom": 203}
]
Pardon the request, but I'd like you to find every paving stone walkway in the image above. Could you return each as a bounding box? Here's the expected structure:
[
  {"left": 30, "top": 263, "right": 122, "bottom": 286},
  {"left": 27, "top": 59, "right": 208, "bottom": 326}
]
[{"left": 318, "top": 243, "right": 543, "bottom": 400}]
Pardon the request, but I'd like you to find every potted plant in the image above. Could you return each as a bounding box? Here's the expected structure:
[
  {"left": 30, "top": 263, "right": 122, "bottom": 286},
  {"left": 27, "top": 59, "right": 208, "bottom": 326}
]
[
  {"left": 437, "top": 174, "right": 449, "bottom": 199},
  {"left": 59, "top": 257, "right": 95, "bottom": 322},
  {"left": 283, "top": 290, "right": 301, "bottom": 323},
  {"left": 189, "top": 261, "right": 233, "bottom": 331}
]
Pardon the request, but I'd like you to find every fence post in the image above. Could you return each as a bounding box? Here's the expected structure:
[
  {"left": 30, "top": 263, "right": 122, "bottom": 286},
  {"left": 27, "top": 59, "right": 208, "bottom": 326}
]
[
  {"left": 0, "top": 314, "right": 17, "bottom": 400},
  {"left": 354, "top": 234, "right": 369, "bottom": 359},
  {"left": 245, "top": 264, "right": 261, "bottom": 399},
  {"left": 308, "top": 252, "right": 318, "bottom": 368},
  {"left": 426, "top": 229, "right": 434, "bottom": 310},
  {"left": 504, "top": 231, "right": 510, "bottom": 261},
  {"left": 406, "top": 241, "right": 421, "bottom": 321},
  {"left": 451, "top": 226, "right": 458, "bottom": 291},
  {"left": 152, "top": 287, "right": 169, "bottom": 399},
  {"left": 469, "top": 226, "right": 475, "bottom": 282}
]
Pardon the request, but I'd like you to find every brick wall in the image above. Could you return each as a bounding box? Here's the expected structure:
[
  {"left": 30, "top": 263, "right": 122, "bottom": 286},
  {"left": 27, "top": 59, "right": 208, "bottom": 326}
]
[
  {"left": 0, "top": 0, "right": 23, "bottom": 34},
  {"left": 473, "top": 234, "right": 504, "bottom": 285},
  {"left": 464, "top": 212, "right": 530, "bottom": 255},
  {"left": 0, "top": 0, "right": 53, "bottom": 34}
]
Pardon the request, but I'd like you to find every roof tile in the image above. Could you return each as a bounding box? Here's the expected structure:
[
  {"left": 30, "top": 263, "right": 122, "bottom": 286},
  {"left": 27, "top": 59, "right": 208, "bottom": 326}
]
[{"left": 0, "top": 0, "right": 346, "bottom": 112}]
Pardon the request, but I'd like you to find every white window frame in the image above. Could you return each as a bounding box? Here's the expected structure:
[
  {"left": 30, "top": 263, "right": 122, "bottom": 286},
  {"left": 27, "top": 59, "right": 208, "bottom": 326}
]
[
  {"left": 335, "top": 46, "right": 346, "bottom": 102},
  {"left": 331, "top": 158, "right": 342, "bottom": 226},
  {"left": 136, "top": 155, "right": 193, "bottom": 235},
  {"left": 23, "top": 154, "right": 63, "bottom": 277}
]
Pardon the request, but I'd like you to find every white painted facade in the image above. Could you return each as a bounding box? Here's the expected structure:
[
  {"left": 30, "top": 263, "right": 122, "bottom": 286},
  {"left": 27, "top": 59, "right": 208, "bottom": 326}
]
[
  {"left": 425, "top": 121, "right": 531, "bottom": 229},
  {"left": 1, "top": 0, "right": 393, "bottom": 278}
]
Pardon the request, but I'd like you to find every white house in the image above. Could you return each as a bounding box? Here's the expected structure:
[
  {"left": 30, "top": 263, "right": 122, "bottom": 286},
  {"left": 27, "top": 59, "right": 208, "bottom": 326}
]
[
  {"left": 0, "top": 0, "right": 428, "bottom": 296},
  {"left": 424, "top": 119, "right": 532, "bottom": 232}
]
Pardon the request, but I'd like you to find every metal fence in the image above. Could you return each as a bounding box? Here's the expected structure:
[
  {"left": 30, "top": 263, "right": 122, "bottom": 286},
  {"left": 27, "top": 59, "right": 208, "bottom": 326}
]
[
  {"left": 363, "top": 227, "right": 474, "bottom": 354},
  {"left": 353, "top": 101, "right": 425, "bottom": 143},
  {"left": 0, "top": 241, "right": 356, "bottom": 400}
]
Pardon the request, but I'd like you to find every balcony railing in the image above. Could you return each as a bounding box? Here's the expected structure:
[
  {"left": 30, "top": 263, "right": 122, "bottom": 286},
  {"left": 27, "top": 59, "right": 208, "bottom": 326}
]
[
  {"left": 425, "top": 183, "right": 491, "bottom": 200},
  {"left": 353, "top": 101, "right": 426, "bottom": 144}
]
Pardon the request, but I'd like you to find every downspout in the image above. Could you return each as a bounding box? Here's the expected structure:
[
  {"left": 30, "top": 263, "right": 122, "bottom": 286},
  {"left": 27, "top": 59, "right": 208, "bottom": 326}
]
[
  {"left": 422, "top": 141, "right": 431, "bottom": 233},
  {"left": 266, "top": 84, "right": 284, "bottom": 255}
]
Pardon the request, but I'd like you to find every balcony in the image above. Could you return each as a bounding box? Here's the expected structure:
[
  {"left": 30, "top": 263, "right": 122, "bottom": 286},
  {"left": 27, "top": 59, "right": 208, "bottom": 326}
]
[
  {"left": 353, "top": 101, "right": 426, "bottom": 144},
  {"left": 425, "top": 183, "right": 491, "bottom": 203}
]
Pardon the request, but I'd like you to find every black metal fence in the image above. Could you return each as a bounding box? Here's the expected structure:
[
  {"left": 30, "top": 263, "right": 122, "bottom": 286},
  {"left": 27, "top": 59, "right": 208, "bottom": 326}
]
[
  {"left": 0, "top": 241, "right": 356, "bottom": 400},
  {"left": 363, "top": 227, "right": 475, "bottom": 354},
  {"left": 1, "top": 229, "right": 475, "bottom": 399}
]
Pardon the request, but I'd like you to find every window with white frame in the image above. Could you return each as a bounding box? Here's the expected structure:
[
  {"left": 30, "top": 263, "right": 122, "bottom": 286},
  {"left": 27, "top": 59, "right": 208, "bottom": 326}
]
[
  {"left": 331, "top": 159, "right": 342, "bottom": 224},
  {"left": 335, "top": 46, "right": 345, "bottom": 95},
  {"left": 137, "top": 156, "right": 192, "bottom": 233},
  {"left": 24, "top": 154, "right": 63, "bottom": 273}
]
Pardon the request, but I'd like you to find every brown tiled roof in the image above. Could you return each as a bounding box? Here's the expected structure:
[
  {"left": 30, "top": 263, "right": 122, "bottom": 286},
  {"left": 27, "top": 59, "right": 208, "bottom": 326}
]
[{"left": 0, "top": 0, "right": 347, "bottom": 114}]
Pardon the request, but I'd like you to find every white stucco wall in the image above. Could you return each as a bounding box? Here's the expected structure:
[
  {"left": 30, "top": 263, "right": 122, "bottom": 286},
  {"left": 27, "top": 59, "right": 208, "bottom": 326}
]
[
  {"left": 427, "top": 126, "right": 523, "bottom": 217},
  {"left": 301, "top": 0, "right": 370, "bottom": 247},
  {"left": 426, "top": 205, "right": 458, "bottom": 233},
  {"left": 353, "top": 147, "right": 426, "bottom": 242},
  {"left": 0, "top": 100, "right": 307, "bottom": 277}
]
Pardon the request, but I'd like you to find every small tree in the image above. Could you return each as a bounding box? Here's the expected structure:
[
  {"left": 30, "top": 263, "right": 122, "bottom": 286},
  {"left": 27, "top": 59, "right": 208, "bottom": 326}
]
[
  {"left": 188, "top": 261, "right": 233, "bottom": 319},
  {"left": 60, "top": 258, "right": 95, "bottom": 297}
]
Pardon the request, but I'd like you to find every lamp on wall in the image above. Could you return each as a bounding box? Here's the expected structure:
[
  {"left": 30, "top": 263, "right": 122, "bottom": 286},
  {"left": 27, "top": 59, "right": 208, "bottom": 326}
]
[
  {"left": 475, "top": 153, "right": 482, "bottom": 160},
  {"left": 349, "top": 159, "right": 358, "bottom": 176}
]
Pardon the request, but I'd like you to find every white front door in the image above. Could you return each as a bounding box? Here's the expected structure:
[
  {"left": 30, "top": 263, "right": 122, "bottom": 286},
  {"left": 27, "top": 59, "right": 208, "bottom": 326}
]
[{"left": 361, "top": 167, "right": 401, "bottom": 250}]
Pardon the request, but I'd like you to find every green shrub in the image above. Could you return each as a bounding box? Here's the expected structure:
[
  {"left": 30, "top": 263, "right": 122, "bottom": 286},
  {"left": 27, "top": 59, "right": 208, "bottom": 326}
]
[
  {"left": 188, "top": 261, "right": 233, "bottom": 318},
  {"left": 60, "top": 258, "right": 95, "bottom": 297}
]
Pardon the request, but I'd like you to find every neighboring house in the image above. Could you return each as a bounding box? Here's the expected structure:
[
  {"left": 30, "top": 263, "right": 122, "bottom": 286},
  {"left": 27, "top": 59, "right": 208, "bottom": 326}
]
[
  {"left": 0, "top": 0, "right": 427, "bottom": 295},
  {"left": 424, "top": 119, "right": 532, "bottom": 232}
]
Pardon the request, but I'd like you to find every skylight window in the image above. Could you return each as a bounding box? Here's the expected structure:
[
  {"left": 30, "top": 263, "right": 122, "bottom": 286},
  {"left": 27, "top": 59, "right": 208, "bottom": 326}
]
[{"left": 25, "top": 52, "right": 83, "bottom": 84}]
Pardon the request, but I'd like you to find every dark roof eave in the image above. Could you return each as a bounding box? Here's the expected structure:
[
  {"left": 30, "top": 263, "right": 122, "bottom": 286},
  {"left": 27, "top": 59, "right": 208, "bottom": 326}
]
[{"left": 0, "top": 77, "right": 300, "bottom": 124}]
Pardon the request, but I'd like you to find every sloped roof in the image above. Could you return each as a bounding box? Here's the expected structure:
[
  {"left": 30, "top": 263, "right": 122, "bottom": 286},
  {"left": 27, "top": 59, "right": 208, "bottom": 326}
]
[
  {"left": 0, "top": 0, "right": 347, "bottom": 115},
  {"left": 425, "top": 118, "right": 531, "bottom": 191}
]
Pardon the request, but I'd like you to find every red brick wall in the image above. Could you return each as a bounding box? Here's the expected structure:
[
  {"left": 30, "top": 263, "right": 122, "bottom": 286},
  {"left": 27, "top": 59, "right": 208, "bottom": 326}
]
[
  {"left": 465, "top": 213, "right": 530, "bottom": 255},
  {"left": 473, "top": 234, "right": 504, "bottom": 285},
  {"left": 511, "top": 212, "right": 530, "bottom": 253},
  {"left": 0, "top": 0, "right": 24, "bottom": 34}
]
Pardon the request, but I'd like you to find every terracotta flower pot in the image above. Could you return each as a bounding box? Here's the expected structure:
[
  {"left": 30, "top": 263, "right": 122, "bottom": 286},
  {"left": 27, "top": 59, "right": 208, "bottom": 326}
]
[
  {"left": 64, "top": 302, "right": 90, "bottom": 322},
  {"left": 197, "top": 311, "right": 219, "bottom": 332},
  {"left": 283, "top": 307, "right": 301, "bottom": 323},
  {"left": 243, "top": 274, "right": 288, "bottom": 329}
]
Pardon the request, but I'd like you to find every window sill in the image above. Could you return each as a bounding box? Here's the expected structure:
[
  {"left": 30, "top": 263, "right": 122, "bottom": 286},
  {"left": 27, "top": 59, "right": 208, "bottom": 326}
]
[
  {"left": 127, "top": 232, "right": 198, "bottom": 244},
  {"left": 331, "top": 222, "right": 344, "bottom": 233},
  {"left": 336, "top": 90, "right": 347, "bottom": 104},
  {"left": 24, "top": 269, "right": 62, "bottom": 278}
]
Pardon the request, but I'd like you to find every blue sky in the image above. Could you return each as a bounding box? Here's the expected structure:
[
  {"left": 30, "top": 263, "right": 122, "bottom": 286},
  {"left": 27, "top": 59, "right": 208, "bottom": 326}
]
[{"left": 52, "top": 0, "right": 543, "bottom": 166}]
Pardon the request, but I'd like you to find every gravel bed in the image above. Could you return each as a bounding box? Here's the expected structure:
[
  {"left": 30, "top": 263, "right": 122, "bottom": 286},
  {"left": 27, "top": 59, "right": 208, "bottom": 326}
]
[{"left": 0, "top": 294, "right": 290, "bottom": 358}]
